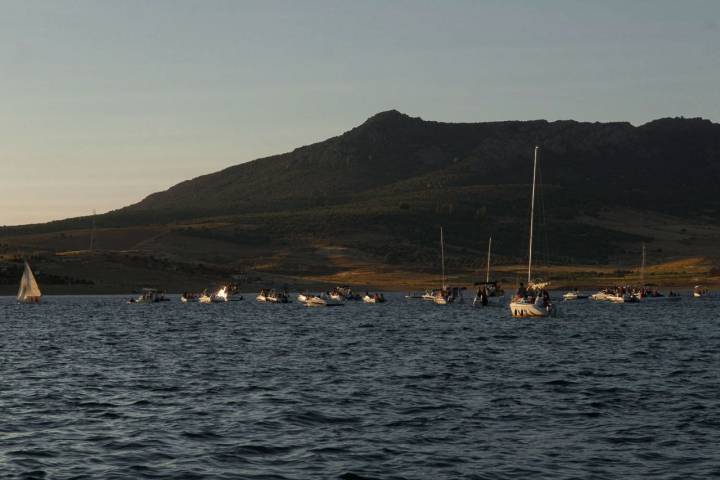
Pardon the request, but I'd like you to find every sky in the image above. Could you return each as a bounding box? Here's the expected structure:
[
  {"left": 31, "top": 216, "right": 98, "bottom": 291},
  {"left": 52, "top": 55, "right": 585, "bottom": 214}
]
[{"left": 1, "top": 0, "right": 718, "bottom": 225}]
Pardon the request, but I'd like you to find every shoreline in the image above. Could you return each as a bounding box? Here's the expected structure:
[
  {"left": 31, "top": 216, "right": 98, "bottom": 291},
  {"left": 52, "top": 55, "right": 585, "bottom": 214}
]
[{"left": 1, "top": 268, "right": 717, "bottom": 296}]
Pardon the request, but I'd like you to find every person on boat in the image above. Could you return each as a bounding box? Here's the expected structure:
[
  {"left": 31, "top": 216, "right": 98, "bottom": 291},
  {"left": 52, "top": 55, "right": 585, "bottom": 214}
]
[
  {"left": 516, "top": 283, "right": 527, "bottom": 300},
  {"left": 541, "top": 289, "right": 550, "bottom": 308},
  {"left": 479, "top": 287, "right": 489, "bottom": 306}
]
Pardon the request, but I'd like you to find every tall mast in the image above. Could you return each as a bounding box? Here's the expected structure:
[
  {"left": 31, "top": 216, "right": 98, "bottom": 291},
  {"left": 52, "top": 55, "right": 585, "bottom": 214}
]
[
  {"left": 440, "top": 226, "right": 446, "bottom": 289},
  {"left": 486, "top": 236, "right": 492, "bottom": 283},
  {"left": 527, "top": 146, "right": 539, "bottom": 284},
  {"left": 640, "top": 242, "right": 646, "bottom": 286},
  {"left": 89, "top": 209, "right": 96, "bottom": 251}
]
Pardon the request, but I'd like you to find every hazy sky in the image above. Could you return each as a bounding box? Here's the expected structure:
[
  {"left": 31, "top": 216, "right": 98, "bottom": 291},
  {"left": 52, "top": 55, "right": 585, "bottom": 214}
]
[{"left": 1, "top": 0, "right": 718, "bottom": 225}]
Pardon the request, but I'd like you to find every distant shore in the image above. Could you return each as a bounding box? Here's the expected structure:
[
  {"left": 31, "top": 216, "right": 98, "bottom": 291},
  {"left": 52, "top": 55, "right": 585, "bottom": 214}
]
[{"left": 1, "top": 264, "right": 716, "bottom": 296}]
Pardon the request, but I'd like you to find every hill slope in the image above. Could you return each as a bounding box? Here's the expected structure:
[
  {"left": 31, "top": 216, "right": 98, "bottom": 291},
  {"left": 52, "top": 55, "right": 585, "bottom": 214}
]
[{"left": 2, "top": 111, "right": 720, "bottom": 292}]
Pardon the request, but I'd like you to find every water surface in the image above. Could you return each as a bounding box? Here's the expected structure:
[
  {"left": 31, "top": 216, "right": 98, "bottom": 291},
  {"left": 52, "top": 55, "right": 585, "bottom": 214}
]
[{"left": 1, "top": 295, "right": 719, "bottom": 479}]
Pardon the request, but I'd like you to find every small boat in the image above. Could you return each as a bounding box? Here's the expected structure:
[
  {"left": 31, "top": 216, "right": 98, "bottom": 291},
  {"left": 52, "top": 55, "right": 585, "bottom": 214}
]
[
  {"left": 693, "top": 285, "right": 709, "bottom": 298},
  {"left": 304, "top": 296, "right": 327, "bottom": 307},
  {"left": 213, "top": 286, "right": 229, "bottom": 302},
  {"left": 591, "top": 288, "right": 634, "bottom": 303},
  {"left": 509, "top": 147, "right": 555, "bottom": 318},
  {"left": 263, "top": 289, "right": 290, "bottom": 303},
  {"left": 297, "top": 293, "right": 309, "bottom": 303},
  {"left": 362, "top": 293, "right": 386, "bottom": 304},
  {"left": 424, "top": 228, "right": 464, "bottom": 305},
  {"left": 563, "top": 290, "right": 589, "bottom": 301},
  {"left": 630, "top": 247, "right": 681, "bottom": 302},
  {"left": 17, "top": 261, "right": 42, "bottom": 304},
  {"left": 215, "top": 284, "right": 243, "bottom": 301},
  {"left": 473, "top": 238, "right": 506, "bottom": 307},
  {"left": 303, "top": 295, "right": 343, "bottom": 307},
  {"left": 198, "top": 293, "right": 212, "bottom": 304},
  {"left": 433, "top": 294, "right": 449, "bottom": 305},
  {"left": 421, "top": 290, "right": 438, "bottom": 301},
  {"left": 590, "top": 291, "right": 609, "bottom": 301},
  {"left": 607, "top": 293, "right": 635, "bottom": 303},
  {"left": 633, "top": 289, "right": 682, "bottom": 302},
  {"left": 329, "top": 286, "right": 361, "bottom": 301},
  {"left": 180, "top": 292, "right": 199, "bottom": 303},
  {"left": 256, "top": 288, "right": 270, "bottom": 303},
  {"left": 128, "top": 288, "right": 169, "bottom": 304}
]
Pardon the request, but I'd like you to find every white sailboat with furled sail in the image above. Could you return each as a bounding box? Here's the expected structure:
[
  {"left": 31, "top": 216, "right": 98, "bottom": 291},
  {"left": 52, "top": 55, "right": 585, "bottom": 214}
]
[
  {"left": 17, "top": 261, "right": 42, "bottom": 304},
  {"left": 509, "top": 146, "right": 555, "bottom": 318}
]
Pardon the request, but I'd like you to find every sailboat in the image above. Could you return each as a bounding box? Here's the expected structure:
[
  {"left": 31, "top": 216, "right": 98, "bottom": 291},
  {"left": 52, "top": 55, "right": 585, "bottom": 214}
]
[
  {"left": 509, "top": 146, "right": 555, "bottom": 318},
  {"left": 432, "top": 227, "right": 461, "bottom": 305},
  {"left": 632, "top": 244, "right": 681, "bottom": 302},
  {"left": 473, "top": 236, "right": 505, "bottom": 306},
  {"left": 17, "top": 261, "right": 42, "bottom": 304}
]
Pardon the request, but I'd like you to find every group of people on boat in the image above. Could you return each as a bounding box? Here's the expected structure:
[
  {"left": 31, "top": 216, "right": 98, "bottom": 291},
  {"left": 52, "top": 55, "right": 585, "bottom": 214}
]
[
  {"left": 364, "top": 292, "right": 386, "bottom": 303},
  {"left": 128, "top": 289, "right": 169, "bottom": 304},
  {"left": 473, "top": 282, "right": 505, "bottom": 306},
  {"left": 513, "top": 282, "right": 551, "bottom": 309},
  {"left": 328, "top": 286, "right": 362, "bottom": 301}
]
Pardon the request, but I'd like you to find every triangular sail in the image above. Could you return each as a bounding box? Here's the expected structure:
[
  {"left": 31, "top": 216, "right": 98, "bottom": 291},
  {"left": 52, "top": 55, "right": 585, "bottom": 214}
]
[{"left": 17, "top": 261, "right": 42, "bottom": 302}]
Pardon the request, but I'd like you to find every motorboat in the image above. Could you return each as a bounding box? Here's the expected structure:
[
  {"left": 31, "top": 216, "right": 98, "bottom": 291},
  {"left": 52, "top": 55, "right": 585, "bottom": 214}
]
[
  {"left": 128, "top": 288, "right": 169, "bottom": 304},
  {"left": 330, "top": 286, "right": 361, "bottom": 301},
  {"left": 267, "top": 290, "right": 290, "bottom": 303},
  {"left": 212, "top": 287, "right": 228, "bottom": 302},
  {"left": 562, "top": 290, "right": 588, "bottom": 301},
  {"left": 363, "top": 293, "right": 386, "bottom": 304},
  {"left": 633, "top": 289, "right": 682, "bottom": 302},
  {"left": 180, "top": 292, "right": 198, "bottom": 303},
  {"left": 256, "top": 288, "right": 270, "bottom": 303},
  {"left": 303, "top": 295, "right": 343, "bottom": 307},
  {"left": 693, "top": 285, "right": 709, "bottom": 297}
]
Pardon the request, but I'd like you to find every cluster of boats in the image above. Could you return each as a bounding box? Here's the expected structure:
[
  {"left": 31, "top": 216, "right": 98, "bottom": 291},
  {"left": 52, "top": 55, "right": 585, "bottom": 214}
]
[
  {"left": 137, "top": 285, "right": 388, "bottom": 307},
  {"left": 582, "top": 286, "right": 681, "bottom": 303}
]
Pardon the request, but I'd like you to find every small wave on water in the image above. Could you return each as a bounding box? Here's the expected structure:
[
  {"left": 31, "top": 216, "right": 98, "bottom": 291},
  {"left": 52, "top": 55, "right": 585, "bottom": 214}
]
[{"left": 1, "top": 294, "right": 720, "bottom": 478}]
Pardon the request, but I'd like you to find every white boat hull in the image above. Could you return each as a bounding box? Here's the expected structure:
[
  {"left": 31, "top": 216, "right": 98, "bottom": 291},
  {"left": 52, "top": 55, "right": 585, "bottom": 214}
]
[{"left": 510, "top": 301, "right": 554, "bottom": 317}]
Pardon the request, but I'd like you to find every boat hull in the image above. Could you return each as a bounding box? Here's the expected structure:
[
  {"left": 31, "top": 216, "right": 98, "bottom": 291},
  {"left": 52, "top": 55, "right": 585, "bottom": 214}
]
[
  {"left": 635, "top": 295, "right": 682, "bottom": 302},
  {"left": 509, "top": 301, "right": 553, "bottom": 318},
  {"left": 18, "top": 297, "right": 41, "bottom": 304}
]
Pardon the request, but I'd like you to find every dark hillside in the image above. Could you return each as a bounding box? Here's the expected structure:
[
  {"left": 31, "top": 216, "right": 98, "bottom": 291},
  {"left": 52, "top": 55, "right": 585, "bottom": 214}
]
[{"left": 2, "top": 111, "right": 719, "bottom": 274}]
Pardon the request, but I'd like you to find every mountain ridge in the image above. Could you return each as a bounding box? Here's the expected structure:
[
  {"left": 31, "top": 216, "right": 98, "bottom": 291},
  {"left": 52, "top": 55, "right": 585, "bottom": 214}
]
[{"left": 2, "top": 111, "right": 720, "bottom": 284}]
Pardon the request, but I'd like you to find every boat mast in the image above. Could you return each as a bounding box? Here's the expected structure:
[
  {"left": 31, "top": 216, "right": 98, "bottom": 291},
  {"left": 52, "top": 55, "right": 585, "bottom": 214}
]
[
  {"left": 527, "top": 146, "right": 539, "bottom": 285},
  {"left": 486, "top": 236, "right": 492, "bottom": 283},
  {"left": 440, "top": 226, "right": 446, "bottom": 289},
  {"left": 89, "top": 209, "right": 96, "bottom": 251},
  {"left": 640, "top": 242, "right": 646, "bottom": 286}
]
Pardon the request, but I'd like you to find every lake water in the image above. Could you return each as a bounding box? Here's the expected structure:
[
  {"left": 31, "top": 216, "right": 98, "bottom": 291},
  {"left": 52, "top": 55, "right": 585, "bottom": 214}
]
[{"left": 1, "top": 294, "right": 719, "bottom": 479}]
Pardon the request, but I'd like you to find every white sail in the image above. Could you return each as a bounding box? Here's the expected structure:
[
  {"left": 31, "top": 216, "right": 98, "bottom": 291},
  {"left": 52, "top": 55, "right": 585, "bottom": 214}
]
[{"left": 17, "top": 261, "right": 42, "bottom": 302}]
